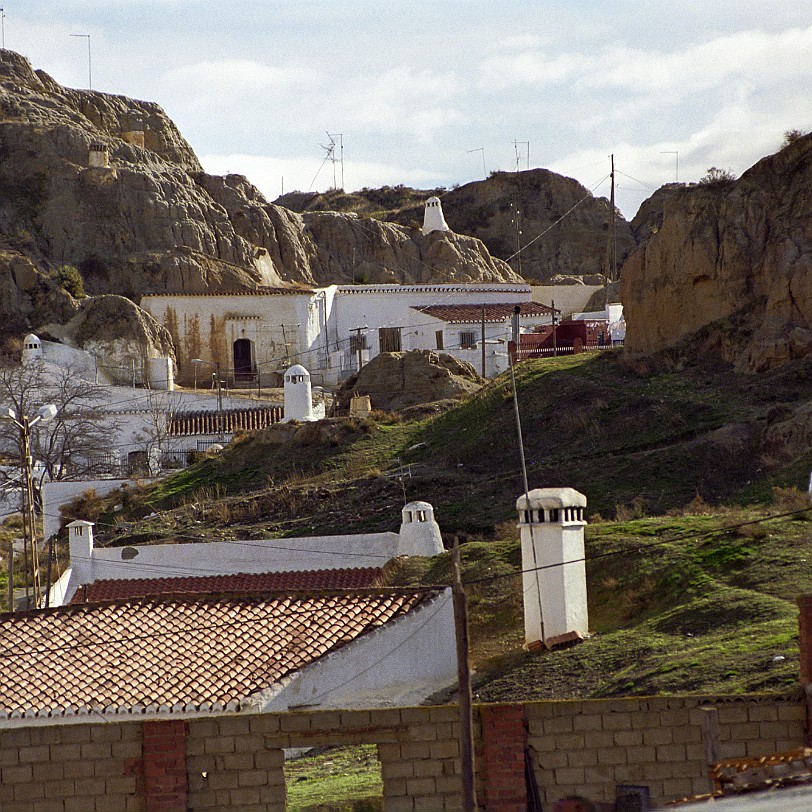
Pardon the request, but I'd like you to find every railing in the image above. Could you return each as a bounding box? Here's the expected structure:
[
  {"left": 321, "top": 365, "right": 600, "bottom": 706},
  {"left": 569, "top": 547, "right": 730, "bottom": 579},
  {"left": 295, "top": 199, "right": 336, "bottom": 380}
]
[{"left": 509, "top": 339, "right": 623, "bottom": 363}]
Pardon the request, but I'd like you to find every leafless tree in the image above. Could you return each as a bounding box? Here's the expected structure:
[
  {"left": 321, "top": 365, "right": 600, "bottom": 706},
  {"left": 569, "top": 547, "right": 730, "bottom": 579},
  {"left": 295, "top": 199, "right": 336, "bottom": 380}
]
[
  {"left": 0, "top": 360, "right": 120, "bottom": 486},
  {"left": 131, "top": 389, "right": 182, "bottom": 476}
]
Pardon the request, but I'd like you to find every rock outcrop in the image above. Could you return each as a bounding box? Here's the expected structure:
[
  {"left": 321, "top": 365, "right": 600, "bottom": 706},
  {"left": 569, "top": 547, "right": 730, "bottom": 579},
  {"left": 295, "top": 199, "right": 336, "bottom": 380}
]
[
  {"left": 0, "top": 50, "right": 519, "bottom": 336},
  {"left": 336, "top": 350, "right": 484, "bottom": 412},
  {"left": 622, "top": 134, "right": 812, "bottom": 371},
  {"left": 278, "top": 170, "right": 638, "bottom": 285}
]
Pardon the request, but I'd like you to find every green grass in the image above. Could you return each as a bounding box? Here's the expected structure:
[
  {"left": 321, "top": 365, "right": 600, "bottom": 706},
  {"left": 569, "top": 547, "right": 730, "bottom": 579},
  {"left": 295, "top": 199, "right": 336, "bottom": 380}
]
[{"left": 285, "top": 745, "right": 383, "bottom": 811}]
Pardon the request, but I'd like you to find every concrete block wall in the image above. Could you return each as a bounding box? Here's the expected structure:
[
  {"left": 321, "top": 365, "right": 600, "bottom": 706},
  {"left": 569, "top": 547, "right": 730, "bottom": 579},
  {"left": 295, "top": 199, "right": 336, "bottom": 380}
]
[
  {"left": 525, "top": 692, "right": 805, "bottom": 808},
  {"left": 0, "top": 722, "right": 143, "bottom": 812}
]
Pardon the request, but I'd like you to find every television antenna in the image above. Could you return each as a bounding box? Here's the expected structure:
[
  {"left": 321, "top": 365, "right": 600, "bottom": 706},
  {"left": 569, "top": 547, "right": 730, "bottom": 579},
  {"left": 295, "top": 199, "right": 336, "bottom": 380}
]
[
  {"left": 513, "top": 140, "right": 529, "bottom": 171},
  {"left": 1, "top": 8, "right": 6, "bottom": 50},
  {"left": 70, "top": 33, "right": 91, "bottom": 89},
  {"left": 309, "top": 132, "right": 344, "bottom": 191},
  {"left": 467, "top": 147, "right": 486, "bottom": 177}
]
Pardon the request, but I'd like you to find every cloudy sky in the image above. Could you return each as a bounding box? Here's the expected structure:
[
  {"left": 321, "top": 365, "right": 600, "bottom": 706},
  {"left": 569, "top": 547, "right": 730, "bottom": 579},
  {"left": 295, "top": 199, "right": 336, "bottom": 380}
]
[{"left": 13, "top": 1, "right": 812, "bottom": 218}]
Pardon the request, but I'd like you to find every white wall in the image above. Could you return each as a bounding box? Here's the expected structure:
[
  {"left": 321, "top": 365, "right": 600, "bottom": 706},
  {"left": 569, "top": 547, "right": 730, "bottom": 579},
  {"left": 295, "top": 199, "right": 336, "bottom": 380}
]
[
  {"left": 531, "top": 285, "right": 604, "bottom": 319},
  {"left": 256, "top": 589, "right": 456, "bottom": 710}
]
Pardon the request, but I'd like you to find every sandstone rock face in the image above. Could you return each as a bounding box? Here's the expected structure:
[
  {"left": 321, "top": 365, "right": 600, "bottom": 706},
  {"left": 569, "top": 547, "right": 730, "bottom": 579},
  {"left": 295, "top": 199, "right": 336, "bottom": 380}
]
[
  {"left": 0, "top": 50, "right": 519, "bottom": 337},
  {"left": 42, "top": 295, "right": 176, "bottom": 383},
  {"left": 278, "top": 170, "right": 638, "bottom": 285},
  {"left": 622, "top": 134, "right": 812, "bottom": 371},
  {"left": 336, "top": 350, "right": 484, "bottom": 412}
]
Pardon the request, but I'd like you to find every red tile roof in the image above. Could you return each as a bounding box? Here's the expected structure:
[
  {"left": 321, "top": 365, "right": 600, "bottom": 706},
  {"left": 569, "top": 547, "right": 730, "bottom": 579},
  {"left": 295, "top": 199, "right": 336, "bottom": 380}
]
[
  {"left": 0, "top": 590, "right": 439, "bottom": 718},
  {"left": 415, "top": 302, "right": 556, "bottom": 324},
  {"left": 70, "top": 568, "right": 387, "bottom": 604}
]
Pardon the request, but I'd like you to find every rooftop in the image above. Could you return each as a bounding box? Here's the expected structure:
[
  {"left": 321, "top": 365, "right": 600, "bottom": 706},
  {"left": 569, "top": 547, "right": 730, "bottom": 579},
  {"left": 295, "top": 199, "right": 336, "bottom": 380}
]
[
  {"left": 0, "top": 590, "right": 438, "bottom": 719},
  {"left": 69, "top": 567, "right": 388, "bottom": 603},
  {"left": 416, "top": 301, "right": 556, "bottom": 324}
]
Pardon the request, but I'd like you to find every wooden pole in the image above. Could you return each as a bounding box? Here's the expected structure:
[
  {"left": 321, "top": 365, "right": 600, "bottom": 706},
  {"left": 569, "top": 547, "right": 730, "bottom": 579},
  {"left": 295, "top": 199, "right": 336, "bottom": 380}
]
[
  {"left": 480, "top": 304, "right": 486, "bottom": 378},
  {"left": 452, "top": 537, "right": 478, "bottom": 811}
]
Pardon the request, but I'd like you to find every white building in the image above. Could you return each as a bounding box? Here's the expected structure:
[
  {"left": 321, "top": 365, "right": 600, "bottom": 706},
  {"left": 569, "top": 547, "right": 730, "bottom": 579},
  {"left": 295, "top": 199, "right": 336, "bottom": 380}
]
[
  {"left": 141, "top": 282, "right": 545, "bottom": 386},
  {"left": 50, "top": 500, "right": 446, "bottom": 606}
]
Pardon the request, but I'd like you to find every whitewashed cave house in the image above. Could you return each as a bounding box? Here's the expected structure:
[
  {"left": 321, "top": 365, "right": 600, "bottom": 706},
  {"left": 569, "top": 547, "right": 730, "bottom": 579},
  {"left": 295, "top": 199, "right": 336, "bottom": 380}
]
[{"left": 141, "top": 282, "right": 545, "bottom": 387}]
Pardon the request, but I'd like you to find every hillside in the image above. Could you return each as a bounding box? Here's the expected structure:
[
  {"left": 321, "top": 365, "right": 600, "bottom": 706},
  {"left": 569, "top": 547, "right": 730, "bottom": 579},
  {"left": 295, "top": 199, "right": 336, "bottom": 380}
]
[
  {"left": 32, "top": 350, "right": 810, "bottom": 700},
  {"left": 277, "top": 169, "right": 638, "bottom": 284}
]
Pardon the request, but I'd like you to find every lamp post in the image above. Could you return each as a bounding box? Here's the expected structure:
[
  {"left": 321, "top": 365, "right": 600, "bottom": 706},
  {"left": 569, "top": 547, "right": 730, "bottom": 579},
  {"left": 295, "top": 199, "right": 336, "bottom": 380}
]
[
  {"left": 2, "top": 403, "right": 58, "bottom": 610},
  {"left": 191, "top": 359, "right": 224, "bottom": 442}
]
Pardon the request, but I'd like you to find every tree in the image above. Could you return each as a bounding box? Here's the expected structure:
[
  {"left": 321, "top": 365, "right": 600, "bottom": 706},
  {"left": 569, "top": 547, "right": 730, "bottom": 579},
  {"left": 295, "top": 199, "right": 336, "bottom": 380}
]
[
  {"left": 0, "top": 360, "right": 120, "bottom": 488},
  {"left": 130, "top": 389, "right": 183, "bottom": 476}
]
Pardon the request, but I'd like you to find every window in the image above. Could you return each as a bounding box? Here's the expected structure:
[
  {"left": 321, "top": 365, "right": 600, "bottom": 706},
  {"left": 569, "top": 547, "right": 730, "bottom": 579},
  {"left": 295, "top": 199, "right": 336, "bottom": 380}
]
[
  {"left": 378, "top": 327, "right": 402, "bottom": 353},
  {"left": 459, "top": 331, "right": 477, "bottom": 349},
  {"left": 435, "top": 330, "right": 444, "bottom": 350}
]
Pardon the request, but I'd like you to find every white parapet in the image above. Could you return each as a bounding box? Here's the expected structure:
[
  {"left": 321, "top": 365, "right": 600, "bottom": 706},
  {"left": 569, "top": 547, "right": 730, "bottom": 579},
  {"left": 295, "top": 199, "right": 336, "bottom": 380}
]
[{"left": 516, "top": 487, "right": 588, "bottom": 649}]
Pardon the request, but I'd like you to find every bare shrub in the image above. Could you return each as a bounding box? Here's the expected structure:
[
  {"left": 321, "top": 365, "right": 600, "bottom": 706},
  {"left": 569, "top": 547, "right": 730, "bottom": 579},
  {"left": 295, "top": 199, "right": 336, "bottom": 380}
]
[{"left": 771, "top": 486, "right": 810, "bottom": 511}]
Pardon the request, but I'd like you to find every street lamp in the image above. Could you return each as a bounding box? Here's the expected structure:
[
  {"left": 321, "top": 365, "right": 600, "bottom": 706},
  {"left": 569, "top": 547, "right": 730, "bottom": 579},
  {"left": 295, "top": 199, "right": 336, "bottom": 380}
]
[
  {"left": 1, "top": 403, "right": 58, "bottom": 610},
  {"left": 191, "top": 359, "right": 224, "bottom": 441}
]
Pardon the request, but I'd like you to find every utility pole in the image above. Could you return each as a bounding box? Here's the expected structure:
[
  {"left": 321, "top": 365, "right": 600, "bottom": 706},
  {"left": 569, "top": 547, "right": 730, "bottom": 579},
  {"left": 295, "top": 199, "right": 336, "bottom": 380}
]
[
  {"left": 604, "top": 154, "right": 617, "bottom": 309},
  {"left": 1, "top": 8, "right": 6, "bottom": 50},
  {"left": 214, "top": 362, "right": 224, "bottom": 442},
  {"left": 452, "top": 537, "right": 478, "bottom": 811},
  {"left": 551, "top": 300, "right": 558, "bottom": 357},
  {"left": 480, "top": 304, "right": 486, "bottom": 378},
  {"left": 351, "top": 326, "right": 367, "bottom": 372}
]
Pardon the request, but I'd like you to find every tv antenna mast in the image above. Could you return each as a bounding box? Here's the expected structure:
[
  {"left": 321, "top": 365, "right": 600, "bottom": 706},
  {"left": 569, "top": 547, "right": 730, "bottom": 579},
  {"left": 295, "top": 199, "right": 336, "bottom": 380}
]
[
  {"left": 467, "top": 147, "right": 486, "bottom": 178},
  {"left": 513, "top": 140, "right": 529, "bottom": 171},
  {"left": 322, "top": 132, "right": 344, "bottom": 189}
]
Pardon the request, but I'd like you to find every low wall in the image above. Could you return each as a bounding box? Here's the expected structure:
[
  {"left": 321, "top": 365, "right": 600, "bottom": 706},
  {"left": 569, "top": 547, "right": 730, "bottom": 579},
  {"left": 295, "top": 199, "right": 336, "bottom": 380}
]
[{"left": 0, "top": 691, "right": 804, "bottom": 812}]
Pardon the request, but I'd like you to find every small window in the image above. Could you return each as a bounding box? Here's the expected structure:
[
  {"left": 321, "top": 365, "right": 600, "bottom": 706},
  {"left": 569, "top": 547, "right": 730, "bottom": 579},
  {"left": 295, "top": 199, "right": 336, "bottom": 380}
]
[
  {"left": 459, "top": 331, "right": 477, "bottom": 349},
  {"left": 350, "top": 333, "right": 368, "bottom": 353},
  {"left": 379, "top": 327, "right": 402, "bottom": 353}
]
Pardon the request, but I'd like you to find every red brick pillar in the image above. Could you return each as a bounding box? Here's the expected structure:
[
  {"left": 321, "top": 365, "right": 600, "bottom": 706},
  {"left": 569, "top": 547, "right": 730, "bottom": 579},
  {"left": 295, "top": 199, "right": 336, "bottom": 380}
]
[
  {"left": 798, "top": 596, "right": 812, "bottom": 745},
  {"left": 143, "top": 719, "right": 187, "bottom": 812},
  {"left": 480, "top": 703, "right": 527, "bottom": 812}
]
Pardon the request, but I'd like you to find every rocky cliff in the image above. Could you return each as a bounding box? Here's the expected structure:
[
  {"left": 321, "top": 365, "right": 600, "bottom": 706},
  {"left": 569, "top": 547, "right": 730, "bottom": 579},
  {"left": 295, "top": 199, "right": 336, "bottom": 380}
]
[
  {"left": 622, "top": 134, "right": 812, "bottom": 371},
  {"left": 0, "top": 50, "right": 519, "bottom": 336},
  {"left": 278, "top": 169, "right": 638, "bottom": 284}
]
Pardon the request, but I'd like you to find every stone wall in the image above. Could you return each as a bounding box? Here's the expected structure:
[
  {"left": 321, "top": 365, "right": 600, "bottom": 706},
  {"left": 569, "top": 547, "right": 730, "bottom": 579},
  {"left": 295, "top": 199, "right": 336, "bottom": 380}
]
[{"left": 0, "top": 691, "right": 805, "bottom": 812}]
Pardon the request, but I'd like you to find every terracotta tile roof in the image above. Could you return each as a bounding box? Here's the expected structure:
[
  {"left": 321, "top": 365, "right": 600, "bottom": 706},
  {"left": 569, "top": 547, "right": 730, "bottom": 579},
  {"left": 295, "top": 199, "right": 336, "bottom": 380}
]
[
  {"left": 168, "top": 406, "right": 283, "bottom": 436},
  {"left": 0, "top": 590, "right": 438, "bottom": 719},
  {"left": 415, "top": 302, "right": 556, "bottom": 324},
  {"left": 70, "top": 568, "right": 388, "bottom": 604},
  {"left": 142, "top": 287, "right": 315, "bottom": 297}
]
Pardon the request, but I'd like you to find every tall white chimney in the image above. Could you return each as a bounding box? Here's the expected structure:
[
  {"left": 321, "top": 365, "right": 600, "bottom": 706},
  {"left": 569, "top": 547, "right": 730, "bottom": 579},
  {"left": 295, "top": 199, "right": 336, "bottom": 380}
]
[
  {"left": 516, "top": 487, "right": 588, "bottom": 649},
  {"left": 422, "top": 196, "right": 451, "bottom": 236}
]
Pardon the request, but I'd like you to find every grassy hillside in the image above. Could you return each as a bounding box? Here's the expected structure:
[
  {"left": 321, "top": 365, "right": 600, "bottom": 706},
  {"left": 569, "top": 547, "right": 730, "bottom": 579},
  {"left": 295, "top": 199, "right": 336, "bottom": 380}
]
[
  {"left": 45, "top": 351, "right": 812, "bottom": 699},
  {"left": 105, "top": 351, "right": 812, "bottom": 544}
]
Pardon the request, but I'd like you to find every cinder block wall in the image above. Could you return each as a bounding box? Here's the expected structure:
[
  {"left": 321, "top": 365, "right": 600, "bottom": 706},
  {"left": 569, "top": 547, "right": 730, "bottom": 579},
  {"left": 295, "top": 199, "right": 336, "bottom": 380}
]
[
  {"left": 0, "top": 692, "right": 805, "bottom": 811},
  {"left": 526, "top": 692, "right": 805, "bottom": 808},
  {"left": 0, "top": 722, "right": 143, "bottom": 812}
]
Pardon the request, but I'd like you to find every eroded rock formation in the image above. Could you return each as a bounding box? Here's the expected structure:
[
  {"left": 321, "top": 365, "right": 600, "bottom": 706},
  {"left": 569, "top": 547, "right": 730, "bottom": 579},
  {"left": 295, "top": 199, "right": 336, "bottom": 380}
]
[
  {"left": 0, "top": 50, "right": 519, "bottom": 336},
  {"left": 622, "top": 134, "right": 812, "bottom": 371}
]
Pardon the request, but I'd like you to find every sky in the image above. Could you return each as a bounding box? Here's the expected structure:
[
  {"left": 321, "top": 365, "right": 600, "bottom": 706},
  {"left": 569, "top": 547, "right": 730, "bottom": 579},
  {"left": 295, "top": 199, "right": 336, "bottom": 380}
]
[{"left": 11, "top": 1, "right": 812, "bottom": 219}]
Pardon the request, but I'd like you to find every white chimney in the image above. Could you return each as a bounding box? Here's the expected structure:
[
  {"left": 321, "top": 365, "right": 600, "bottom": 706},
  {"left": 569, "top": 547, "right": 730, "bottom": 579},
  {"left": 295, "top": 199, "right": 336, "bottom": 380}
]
[
  {"left": 67, "top": 520, "right": 95, "bottom": 585},
  {"left": 282, "top": 364, "right": 315, "bottom": 422},
  {"left": 516, "top": 487, "right": 588, "bottom": 649},
  {"left": 422, "top": 196, "right": 451, "bottom": 236},
  {"left": 398, "top": 501, "right": 444, "bottom": 556},
  {"left": 21, "top": 334, "right": 44, "bottom": 365}
]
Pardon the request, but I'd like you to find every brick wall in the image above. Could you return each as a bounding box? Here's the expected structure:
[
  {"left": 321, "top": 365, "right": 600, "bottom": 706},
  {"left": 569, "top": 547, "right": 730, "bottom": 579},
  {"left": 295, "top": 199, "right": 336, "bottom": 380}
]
[
  {"left": 0, "top": 692, "right": 805, "bottom": 811},
  {"left": 526, "top": 692, "right": 805, "bottom": 809},
  {"left": 480, "top": 704, "right": 527, "bottom": 811}
]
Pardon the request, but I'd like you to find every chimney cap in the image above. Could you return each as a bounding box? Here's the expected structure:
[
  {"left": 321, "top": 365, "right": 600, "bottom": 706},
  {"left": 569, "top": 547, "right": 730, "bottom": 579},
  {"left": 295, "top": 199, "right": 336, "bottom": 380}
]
[{"left": 516, "top": 487, "right": 586, "bottom": 511}]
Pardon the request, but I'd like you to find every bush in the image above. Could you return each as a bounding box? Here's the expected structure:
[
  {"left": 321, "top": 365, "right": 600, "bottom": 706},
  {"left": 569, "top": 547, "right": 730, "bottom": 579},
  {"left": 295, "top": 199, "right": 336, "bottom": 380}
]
[
  {"left": 781, "top": 129, "right": 807, "bottom": 149},
  {"left": 54, "top": 265, "right": 86, "bottom": 298},
  {"left": 699, "top": 167, "right": 736, "bottom": 186}
]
